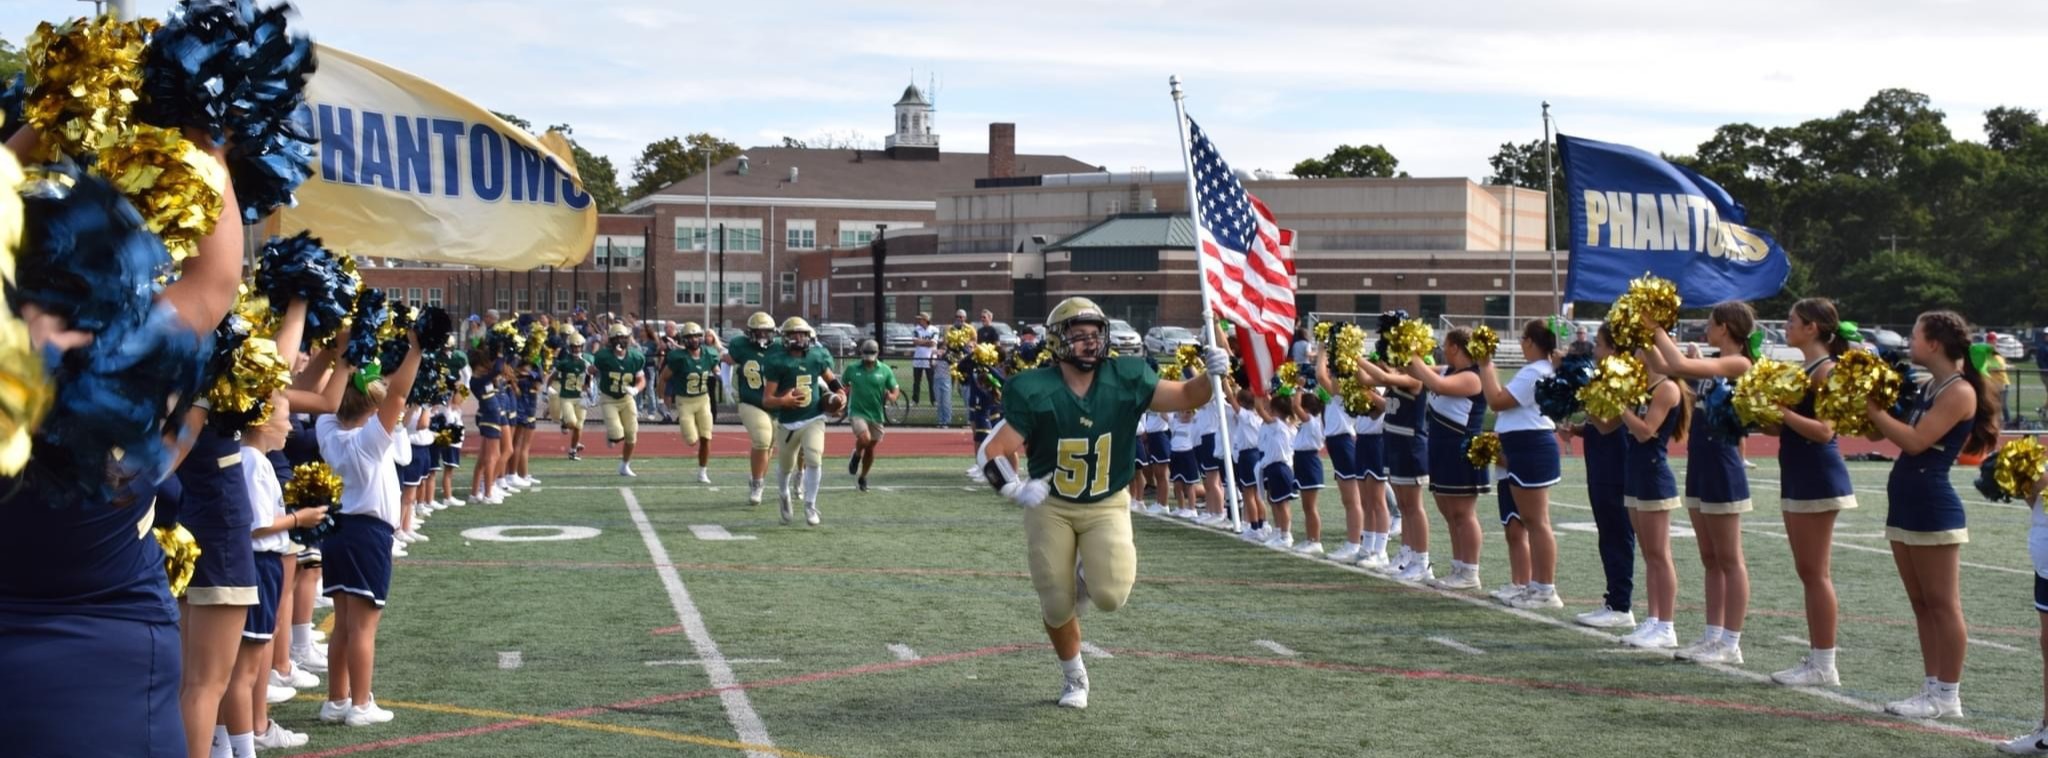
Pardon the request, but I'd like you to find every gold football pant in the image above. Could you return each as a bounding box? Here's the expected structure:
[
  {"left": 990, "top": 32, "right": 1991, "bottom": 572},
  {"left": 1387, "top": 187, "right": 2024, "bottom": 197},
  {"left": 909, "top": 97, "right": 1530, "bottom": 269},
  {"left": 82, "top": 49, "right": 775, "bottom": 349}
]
[{"left": 1024, "top": 490, "right": 1136, "bottom": 627}]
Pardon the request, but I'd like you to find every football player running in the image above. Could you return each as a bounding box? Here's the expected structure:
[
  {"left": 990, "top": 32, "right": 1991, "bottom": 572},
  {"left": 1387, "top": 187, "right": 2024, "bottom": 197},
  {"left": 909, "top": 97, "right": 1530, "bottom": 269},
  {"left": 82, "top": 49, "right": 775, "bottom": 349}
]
[{"left": 761, "top": 317, "right": 845, "bottom": 526}]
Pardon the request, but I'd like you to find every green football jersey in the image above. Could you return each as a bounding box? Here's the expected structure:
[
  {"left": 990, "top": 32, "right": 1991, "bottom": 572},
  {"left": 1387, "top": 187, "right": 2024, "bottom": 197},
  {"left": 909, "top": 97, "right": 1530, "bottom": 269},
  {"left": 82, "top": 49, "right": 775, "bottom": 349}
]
[
  {"left": 553, "top": 353, "right": 588, "bottom": 399},
  {"left": 842, "top": 359, "right": 898, "bottom": 423},
  {"left": 1001, "top": 357, "right": 1159, "bottom": 504},
  {"left": 727, "top": 339, "right": 780, "bottom": 408},
  {"left": 665, "top": 346, "right": 721, "bottom": 398},
  {"left": 766, "top": 346, "right": 837, "bottom": 424},
  {"left": 591, "top": 348, "right": 647, "bottom": 400}
]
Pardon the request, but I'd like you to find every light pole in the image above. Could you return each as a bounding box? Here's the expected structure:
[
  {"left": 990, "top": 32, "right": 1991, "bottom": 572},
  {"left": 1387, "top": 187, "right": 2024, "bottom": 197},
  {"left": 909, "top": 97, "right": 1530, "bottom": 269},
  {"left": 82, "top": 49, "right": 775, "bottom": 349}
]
[
  {"left": 702, "top": 149, "right": 712, "bottom": 329},
  {"left": 871, "top": 224, "right": 888, "bottom": 347}
]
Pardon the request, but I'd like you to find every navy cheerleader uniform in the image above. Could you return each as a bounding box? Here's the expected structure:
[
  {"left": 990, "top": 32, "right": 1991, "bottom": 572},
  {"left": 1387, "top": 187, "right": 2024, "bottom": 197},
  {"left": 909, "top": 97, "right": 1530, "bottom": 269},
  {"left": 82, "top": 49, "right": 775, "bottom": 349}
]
[
  {"left": 1138, "top": 413, "right": 1172, "bottom": 468},
  {"left": 0, "top": 477, "right": 184, "bottom": 756},
  {"left": 1625, "top": 379, "right": 1683, "bottom": 511},
  {"left": 1584, "top": 421, "right": 1635, "bottom": 612},
  {"left": 316, "top": 416, "right": 405, "bottom": 607},
  {"left": 1196, "top": 404, "right": 1224, "bottom": 475},
  {"left": 1353, "top": 399, "right": 1389, "bottom": 481},
  {"left": 1384, "top": 386, "right": 1430, "bottom": 487},
  {"left": 1323, "top": 402, "right": 1361, "bottom": 481},
  {"left": 177, "top": 422, "right": 259, "bottom": 607},
  {"left": 1425, "top": 366, "right": 1490, "bottom": 496},
  {"left": 515, "top": 364, "right": 543, "bottom": 429},
  {"left": 471, "top": 369, "right": 504, "bottom": 441},
  {"left": 1292, "top": 414, "right": 1326, "bottom": 490},
  {"left": 1885, "top": 375, "right": 1972, "bottom": 545},
  {"left": 1232, "top": 407, "right": 1263, "bottom": 490},
  {"left": 1684, "top": 377, "right": 1752, "bottom": 514},
  {"left": 1780, "top": 356, "right": 1858, "bottom": 513},
  {"left": 1496, "top": 358, "right": 1561, "bottom": 524}
]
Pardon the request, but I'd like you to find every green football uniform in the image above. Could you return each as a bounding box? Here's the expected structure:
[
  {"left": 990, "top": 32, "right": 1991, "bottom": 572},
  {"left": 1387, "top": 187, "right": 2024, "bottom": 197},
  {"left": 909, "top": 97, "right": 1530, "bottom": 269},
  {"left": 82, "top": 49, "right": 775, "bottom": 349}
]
[
  {"left": 1001, "top": 357, "right": 1159, "bottom": 504},
  {"left": 727, "top": 339, "right": 779, "bottom": 408},
  {"left": 842, "top": 360, "right": 899, "bottom": 423},
  {"left": 665, "top": 346, "right": 721, "bottom": 398},
  {"left": 553, "top": 353, "right": 588, "bottom": 399},
  {"left": 766, "top": 345, "right": 837, "bottom": 425},
  {"left": 591, "top": 348, "right": 647, "bottom": 400}
]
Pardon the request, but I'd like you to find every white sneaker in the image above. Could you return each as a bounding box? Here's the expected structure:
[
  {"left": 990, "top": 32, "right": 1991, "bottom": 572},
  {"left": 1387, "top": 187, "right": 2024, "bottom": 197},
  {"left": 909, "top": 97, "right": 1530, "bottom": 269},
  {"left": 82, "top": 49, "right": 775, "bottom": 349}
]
[
  {"left": 1575, "top": 607, "right": 1638, "bottom": 630},
  {"left": 1394, "top": 560, "right": 1434, "bottom": 583},
  {"left": 748, "top": 482, "right": 764, "bottom": 506},
  {"left": 282, "top": 664, "right": 318, "bottom": 689},
  {"left": 619, "top": 462, "right": 637, "bottom": 477},
  {"left": 498, "top": 478, "right": 523, "bottom": 493},
  {"left": 265, "top": 682, "right": 296, "bottom": 704},
  {"left": 1194, "top": 512, "right": 1222, "bottom": 527},
  {"left": 486, "top": 491, "right": 505, "bottom": 505},
  {"left": 1620, "top": 621, "right": 1677, "bottom": 649},
  {"left": 1509, "top": 586, "right": 1565, "bottom": 610},
  {"left": 697, "top": 470, "right": 712, "bottom": 484},
  {"left": 443, "top": 496, "right": 465, "bottom": 508},
  {"left": 522, "top": 475, "right": 540, "bottom": 486},
  {"left": 1357, "top": 552, "right": 1392, "bottom": 572},
  {"left": 1672, "top": 634, "right": 1720, "bottom": 660},
  {"left": 779, "top": 492, "right": 794, "bottom": 525},
  {"left": 292, "top": 646, "right": 328, "bottom": 673},
  {"left": 1771, "top": 657, "right": 1841, "bottom": 687},
  {"left": 1175, "top": 508, "right": 1199, "bottom": 520},
  {"left": 1886, "top": 691, "right": 1964, "bottom": 719},
  {"left": 1293, "top": 541, "right": 1325, "bottom": 557},
  {"left": 1998, "top": 723, "right": 2048, "bottom": 755},
  {"left": 1240, "top": 526, "right": 1268, "bottom": 544},
  {"left": 344, "top": 705, "right": 390, "bottom": 727},
  {"left": 1056, "top": 672, "right": 1090, "bottom": 709},
  {"left": 1427, "top": 566, "right": 1481, "bottom": 591},
  {"left": 393, "top": 530, "right": 417, "bottom": 545},
  {"left": 805, "top": 504, "right": 821, "bottom": 527},
  {"left": 253, "top": 720, "right": 308, "bottom": 750},
  {"left": 390, "top": 544, "right": 409, "bottom": 558},
  {"left": 404, "top": 530, "right": 428, "bottom": 543},
  {"left": 318, "top": 699, "right": 352, "bottom": 723},
  {"left": 1145, "top": 503, "right": 1169, "bottom": 515},
  {"left": 1326, "top": 543, "right": 1362, "bottom": 563},
  {"left": 1490, "top": 583, "right": 1528, "bottom": 604},
  {"left": 1263, "top": 531, "right": 1294, "bottom": 549}
]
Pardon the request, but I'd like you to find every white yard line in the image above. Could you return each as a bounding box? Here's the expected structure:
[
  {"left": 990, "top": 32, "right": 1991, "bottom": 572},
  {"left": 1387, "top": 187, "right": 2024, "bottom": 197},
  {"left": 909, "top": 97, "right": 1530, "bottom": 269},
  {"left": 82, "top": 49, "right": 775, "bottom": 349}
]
[
  {"left": 887, "top": 644, "right": 921, "bottom": 661},
  {"left": 1779, "top": 635, "right": 1814, "bottom": 648},
  {"left": 624, "top": 488, "right": 777, "bottom": 758},
  {"left": 1252, "top": 639, "right": 1299, "bottom": 657},
  {"left": 645, "top": 658, "right": 784, "bottom": 666},
  {"left": 688, "top": 524, "right": 757, "bottom": 541},
  {"left": 1134, "top": 508, "right": 1987, "bottom": 741},
  {"left": 1427, "top": 636, "right": 1486, "bottom": 656},
  {"left": 1970, "top": 638, "right": 2025, "bottom": 653}
]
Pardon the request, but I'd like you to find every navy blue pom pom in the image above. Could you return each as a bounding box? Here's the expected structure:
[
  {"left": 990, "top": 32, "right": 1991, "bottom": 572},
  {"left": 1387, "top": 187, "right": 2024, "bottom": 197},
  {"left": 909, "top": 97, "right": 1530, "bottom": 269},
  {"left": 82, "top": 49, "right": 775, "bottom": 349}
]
[
  {"left": 1974, "top": 454, "right": 2008, "bottom": 503},
  {"left": 255, "top": 232, "right": 355, "bottom": 342},
  {"left": 414, "top": 306, "right": 453, "bottom": 353},
  {"left": 1700, "top": 377, "right": 1746, "bottom": 440},
  {"left": 342, "top": 289, "right": 387, "bottom": 368},
  {"left": 14, "top": 169, "right": 173, "bottom": 333},
  {"left": 30, "top": 302, "right": 211, "bottom": 507},
  {"left": 0, "top": 73, "right": 24, "bottom": 143},
  {"left": 1535, "top": 353, "right": 1595, "bottom": 421}
]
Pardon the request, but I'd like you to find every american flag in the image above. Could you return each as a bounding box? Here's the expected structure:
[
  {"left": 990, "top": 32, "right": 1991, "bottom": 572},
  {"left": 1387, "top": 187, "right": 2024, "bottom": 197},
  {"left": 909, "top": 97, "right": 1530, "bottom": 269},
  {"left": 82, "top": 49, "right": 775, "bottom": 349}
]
[{"left": 1186, "top": 118, "right": 1297, "bottom": 393}]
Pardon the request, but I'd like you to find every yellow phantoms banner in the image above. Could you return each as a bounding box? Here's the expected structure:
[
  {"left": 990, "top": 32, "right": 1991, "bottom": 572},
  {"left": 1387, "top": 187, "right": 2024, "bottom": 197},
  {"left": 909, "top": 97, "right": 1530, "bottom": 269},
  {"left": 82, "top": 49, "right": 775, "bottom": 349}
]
[{"left": 276, "top": 44, "right": 595, "bottom": 269}]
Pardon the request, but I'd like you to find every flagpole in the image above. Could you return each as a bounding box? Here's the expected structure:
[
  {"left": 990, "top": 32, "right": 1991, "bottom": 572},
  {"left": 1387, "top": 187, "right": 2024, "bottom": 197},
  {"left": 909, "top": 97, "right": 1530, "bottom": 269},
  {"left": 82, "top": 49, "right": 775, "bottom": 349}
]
[
  {"left": 1543, "top": 101, "right": 1561, "bottom": 315},
  {"left": 1169, "top": 75, "right": 1240, "bottom": 531}
]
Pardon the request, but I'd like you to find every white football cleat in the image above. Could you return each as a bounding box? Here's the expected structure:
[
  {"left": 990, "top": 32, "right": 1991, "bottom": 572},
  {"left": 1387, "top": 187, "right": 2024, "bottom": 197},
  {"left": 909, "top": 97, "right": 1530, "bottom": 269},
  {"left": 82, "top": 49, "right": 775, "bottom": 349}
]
[
  {"left": 697, "top": 469, "right": 713, "bottom": 484},
  {"left": 748, "top": 482, "right": 765, "bottom": 506},
  {"left": 779, "top": 491, "right": 794, "bottom": 525},
  {"left": 1056, "top": 672, "right": 1090, "bottom": 709},
  {"left": 618, "top": 462, "right": 637, "bottom": 477},
  {"left": 805, "top": 504, "right": 821, "bottom": 527}
]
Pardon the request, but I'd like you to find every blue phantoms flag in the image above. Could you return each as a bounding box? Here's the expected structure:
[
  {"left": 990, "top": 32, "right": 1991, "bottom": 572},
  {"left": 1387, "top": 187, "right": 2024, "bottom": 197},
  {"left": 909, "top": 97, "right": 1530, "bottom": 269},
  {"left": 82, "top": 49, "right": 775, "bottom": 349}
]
[{"left": 1560, "top": 135, "right": 1788, "bottom": 304}]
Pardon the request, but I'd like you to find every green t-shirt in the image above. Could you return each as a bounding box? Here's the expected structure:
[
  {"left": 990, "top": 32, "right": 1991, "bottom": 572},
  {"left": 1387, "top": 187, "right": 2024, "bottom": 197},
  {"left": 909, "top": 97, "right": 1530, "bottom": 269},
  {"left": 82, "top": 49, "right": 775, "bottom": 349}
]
[
  {"left": 665, "top": 346, "right": 721, "bottom": 398},
  {"left": 842, "top": 360, "right": 899, "bottom": 423},
  {"left": 1001, "top": 357, "right": 1159, "bottom": 504},
  {"left": 765, "top": 346, "right": 837, "bottom": 425},
  {"left": 591, "top": 348, "right": 647, "bottom": 400},
  {"left": 727, "top": 338, "right": 779, "bottom": 408},
  {"left": 553, "top": 353, "right": 588, "bottom": 399}
]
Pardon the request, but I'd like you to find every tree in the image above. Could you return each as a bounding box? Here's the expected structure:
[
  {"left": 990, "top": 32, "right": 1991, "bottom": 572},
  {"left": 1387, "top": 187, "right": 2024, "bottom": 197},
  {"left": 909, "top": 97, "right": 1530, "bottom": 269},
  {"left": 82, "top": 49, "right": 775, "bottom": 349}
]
[
  {"left": 1484, "top": 139, "right": 1568, "bottom": 247},
  {"left": 490, "top": 110, "right": 532, "bottom": 132},
  {"left": 628, "top": 133, "right": 740, "bottom": 200},
  {"left": 0, "top": 37, "right": 22, "bottom": 82},
  {"left": 780, "top": 136, "right": 808, "bottom": 149},
  {"left": 490, "top": 112, "right": 626, "bottom": 213},
  {"left": 1985, "top": 106, "right": 2043, "bottom": 153},
  {"left": 1837, "top": 249, "right": 1964, "bottom": 324},
  {"left": 1292, "top": 144, "right": 1404, "bottom": 179}
]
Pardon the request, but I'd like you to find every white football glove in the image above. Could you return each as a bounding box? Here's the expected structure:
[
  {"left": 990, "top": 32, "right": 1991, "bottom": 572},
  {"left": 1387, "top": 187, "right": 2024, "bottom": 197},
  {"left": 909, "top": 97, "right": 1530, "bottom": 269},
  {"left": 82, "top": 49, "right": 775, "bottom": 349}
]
[
  {"left": 1202, "top": 345, "right": 1231, "bottom": 376},
  {"left": 1002, "top": 476, "right": 1053, "bottom": 508}
]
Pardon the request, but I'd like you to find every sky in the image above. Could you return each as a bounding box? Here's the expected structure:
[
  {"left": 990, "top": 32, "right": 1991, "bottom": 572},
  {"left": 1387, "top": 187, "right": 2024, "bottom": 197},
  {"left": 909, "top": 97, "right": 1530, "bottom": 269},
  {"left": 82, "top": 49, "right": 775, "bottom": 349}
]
[{"left": 3, "top": 0, "right": 2044, "bottom": 192}]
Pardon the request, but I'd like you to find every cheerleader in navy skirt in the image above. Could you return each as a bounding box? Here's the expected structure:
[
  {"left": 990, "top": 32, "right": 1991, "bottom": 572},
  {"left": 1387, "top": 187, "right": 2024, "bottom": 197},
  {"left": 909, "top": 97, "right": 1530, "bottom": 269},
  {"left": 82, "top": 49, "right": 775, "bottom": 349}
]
[
  {"left": 1645, "top": 302, "right": 1758, "bottom": 666},
  {"left": 1567, "top": 325, "right": 1635, "bottom": 631},
  {"left": 1866, "top": 311, "right": 1998, "bottom": 720},
  {"left": 230, "top": 395, "right": 325, "bottom": 753},
  {"left": 1768, "top": 298, "right": 1862, "bottom": 688},
  {"left": 1406, "top": 327, "right": 1490, "bottom": 592},
  {"left": 1479, "top": 321, "right": 1566, "bottom": 610},
  {"left": 1358, "top": 356, "right": 1433, "bottom": 582},
  {"left": 1617, "top": 349, "right": 1686, "bottom": 651},
  {"left": 468, "top": 350, "right": 507, "bottom": 504},
  {"left": 1231, "top": 388, "right": 1270, "bottom": 543},
  {"left": 315, "top": 331, "right": 426, "bottom": 727},
  {"left": 1168, "top": 410, "right": 1201, "bottom": 518},
  {"left": 1312, "top": 351, "right": 1366, "bottom": 563},
  {"left": 1137, "top": 411, "right": 1172, "bottom": 514},
  {"left": 1288, "top": 392, "right": 1329, "bottom": 555}
]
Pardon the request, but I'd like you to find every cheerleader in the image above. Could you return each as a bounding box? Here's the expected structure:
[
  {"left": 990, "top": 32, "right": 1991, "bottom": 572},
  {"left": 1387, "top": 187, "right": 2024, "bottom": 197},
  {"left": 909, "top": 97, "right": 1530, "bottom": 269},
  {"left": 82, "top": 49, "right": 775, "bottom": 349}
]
[
  {"left": 1618, "top": 330, "right": 1686, "bottom": 650},
  {"left": 1644, "top": 303, "right": 1757, "bottom": 665},
  {"left": 1231, "top": 387, "right": 1268, "bottom": 543},
  {"left": 2000, "top": 467, "right": 2048, "bottom": 754},
  {"left": 436, "top": 348, "right": 471, "bottom": 504},
  {"left": 1767, "top": 298, "right": 1860, "bottom": 687},
  {"left": 1866, "top": 311, "right": 1998, "bottom": 719},
  {"left": 316, "top": 331, "right": 425, "bottom": 727},
  {"left": 1256, "top": 393, "right": 1300, "bottom": 537},
  {"left": 1168, "top": 409, "right": 1201, "bottom": 518},
  {"left": 1565, "top": 326, "right": 1636, "bottom": 630},
  {"left": 1289, "top": 391, "right": 1329, "bottom": 556},
  {"left": 1480, "top": 321, "right": 1564, "bottom": 609},
  {"left": 395, "top": 406, "right": 433, "bottom": 548},
  {"left": 1137, "top": 410, "right": 1172, "bottom": 515},
  {"left": 1357, "top": 354, "right": 1433, "bottom": 582},
  {"left": 1311, "top": 353, "right": 1366, "bottom": 563},
  {"left": 467, "top": 347, "right": 507, "bottom": 504},
  {"left": 228, "top": 394, "right": 323, "bottom": 755},
  {"left": 502, "top": 356, "right": 540, "bottom": 491},
  {"left": 1404, "top": 328, "right": 1489, "bottom": 590},
  {"left": 1194, "top": 395, "right": 1229, "bottom": 526}
]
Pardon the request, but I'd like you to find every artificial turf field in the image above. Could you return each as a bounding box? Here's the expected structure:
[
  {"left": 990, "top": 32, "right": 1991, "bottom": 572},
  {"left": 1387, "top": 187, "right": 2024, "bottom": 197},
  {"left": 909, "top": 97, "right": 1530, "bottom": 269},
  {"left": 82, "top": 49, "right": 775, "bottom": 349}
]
[{"left": 275, "top": 452, "right": 2044, "bottom": 757}]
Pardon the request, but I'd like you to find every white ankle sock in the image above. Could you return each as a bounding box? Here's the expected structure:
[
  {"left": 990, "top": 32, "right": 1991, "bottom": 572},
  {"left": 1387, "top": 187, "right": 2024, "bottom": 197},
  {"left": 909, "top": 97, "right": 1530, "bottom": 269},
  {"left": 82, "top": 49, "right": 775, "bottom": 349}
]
[
  {"left": 1059, "top": 656, "right": 1086, "bottom": 677},
  {"left": 1655, "top": 619, "right": 1674, "bottom": 635},
  {"left": 1721, "top": 629, "right": 1742, "bottom": 647},
  {"left": 292, "top": 623, "right": 313, "bottom": 652},
  {"left": 1702, "top": 625, "right": 1725, "bottom": 643},
  {"left": 1934, "top": 680, "right": 1960, "bottom": 698},
  {"left": 230, "top": 732, "right": 255, "bottom": 758},
  {"left": 211, "top": 726, "right": 231, "bottom": 758},
  {"left": 1413, "top": 551, "right": 1430, "bottom": 566},
  {"left": 1811, "top": 647, "right": 1837, "bottom": 668},
  {"left": 1530, "top": 581, "right": 1554, "bottom": 594}
]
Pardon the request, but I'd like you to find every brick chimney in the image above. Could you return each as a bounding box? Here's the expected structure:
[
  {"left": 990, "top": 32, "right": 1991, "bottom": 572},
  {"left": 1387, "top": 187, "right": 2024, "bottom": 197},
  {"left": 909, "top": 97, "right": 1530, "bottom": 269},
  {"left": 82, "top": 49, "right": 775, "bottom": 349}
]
[{"left": 988, "top": 123, "right": 1016, "bottom": 178}]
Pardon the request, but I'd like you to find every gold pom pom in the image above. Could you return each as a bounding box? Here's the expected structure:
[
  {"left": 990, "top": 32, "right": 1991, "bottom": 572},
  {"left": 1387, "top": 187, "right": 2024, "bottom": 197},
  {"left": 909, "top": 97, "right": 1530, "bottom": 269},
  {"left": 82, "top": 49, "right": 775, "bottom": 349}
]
[
  {"left": 155, "top": 524, "right": 201, "bottom": 598},
  {"left": 1385, "top": 319, "right": 1436, "bottom": 366},
  {"left": 23, "top": 16, "right": 160, "bottom": 160},
  {"left": 1465, "top": 431, "right": 1503, "bottom": 468},
  {"left": 208, "top": 337, "right": 290, "bottom": 427},
  {"left": 944, "top": 325, "right": 976, "bottom": 351},
  {"left": 1175, "top": 343, "right": 1205, "bottom": 376},
  {"left": 1994, "top": 437, "right": 2048, "bottom": 501},
  {"left": 283, "top": 461, "right": 344, "bottom": 508},
  {"left": 1337, "top": 378, "right": 1380, "bottom": 416},
  {"left": 972, "top": 342, "right": 1001, "bottom": 369},
  {"left": 1605, "top": 274, "right": 1681, "bottom": 351},
  {"left": 1312, "top": 321, "right": 1333, "bottom": 343},
  {"left": 1276, "top": 360, "right": 1300, "bottom": 389},
  {"left": 1578, "top": 353, "right": 1650, "bottom": 421},
  {"left": 1732, "top": 359, "right": 1808, "bottom": 428},
  {"left": 1332, "top": 323, "right": 1367, "bottom": 375},
  {"left": 0, "top": 143, "right": 45, "bottom": 476},
  {"left": 1466, "top": 325, "right": 1500, "bottom": 364},
  {"left": 233, "top": 288, "right": 278, "bottom": 340},
  {"left": 949, "top": 365, "right": 965, "bottom": 384},
  {"left": 94, "top": 125, "right": 225, "bottom": 269},
  {"left": 1813, "top": 349, "right": 1900, "bottom": 439}
]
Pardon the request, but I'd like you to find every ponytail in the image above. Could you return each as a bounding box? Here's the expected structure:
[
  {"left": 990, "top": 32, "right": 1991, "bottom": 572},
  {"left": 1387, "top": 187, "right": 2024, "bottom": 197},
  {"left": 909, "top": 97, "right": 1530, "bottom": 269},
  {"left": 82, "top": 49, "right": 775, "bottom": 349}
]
[
  {"left": 1918, "top": 310, "right": 2000, "bottom": 455},
  {"left": 1792, "top": 297, "right": 1851, "bottom": 358},
  {"left": 1670, "top": 379, "right": 1693, "bottom": 445}
]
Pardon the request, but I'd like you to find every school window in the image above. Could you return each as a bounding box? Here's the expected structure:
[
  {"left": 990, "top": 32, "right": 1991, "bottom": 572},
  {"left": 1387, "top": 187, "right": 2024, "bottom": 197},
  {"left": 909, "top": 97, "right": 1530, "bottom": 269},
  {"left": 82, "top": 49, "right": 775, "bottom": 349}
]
[
  {"left": 884, "top": 296, "right": 897, "bottom": 321},
  {"left": 408, "top": 288, "right": 423, "bottom": 306},
  {"left": 1419, "top": 294, "right": 1447, "bottom": 322},
  {"left": 1353, "top": 294, "right": 1381, "bottom": 314},
  {"left": 515, "top": 289, "right": 529, "bottom": 310},
  {"left": 593, "top": 237, "right": 645, "bottom": 270},
  {"left": 916, "top": 295, "right": 933, "bottom": 318},
  {"left": 954, "top": 294, "right": 972, "bottom": 315},
  {"left": 556, "top": 288, "right": 570, "bottom": 313},
  {"left": 780, "top": 271, "right": 797, "bottom": 302},
  {"left": 1483, "top": 295, "right": 1510, "bottom": 319},
  {"left": 575, "top": 292, "right": 591, "bottom": 313},
  {"left": 673, "top": 275, "right": 706, "bottom": 306},
  {"left": 426, "top": 288, "right": 442, "bottom": 307},
  {"left": 722, "top": 281, "right": 762, "bottom": 307},
  {"left": 495, "top": 288, "right": 510, "bottom": 311},
  {"left": 386, "top": 288, "right": 403, "bottom": 303},
  {"left": 838, "top": 221, "right": 922, "bottom": 247},
  {"left": 675, "top": 218, "right": 764, "bottom": 253},
  {"left": 786, "top": 220, "right": 815, "bottom": 250}
]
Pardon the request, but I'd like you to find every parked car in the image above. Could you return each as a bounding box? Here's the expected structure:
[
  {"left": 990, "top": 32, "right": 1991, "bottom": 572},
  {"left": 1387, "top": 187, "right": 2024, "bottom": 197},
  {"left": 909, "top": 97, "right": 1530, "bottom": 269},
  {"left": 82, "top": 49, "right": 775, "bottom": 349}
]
[
  {"left": 1859, "top": 327, "right": 1907, "bottom": 353},
  {"left": 1106, "top": 319, "right": 1144, "bottom": 356},
  {"left": 984, "top": 321, "right": 1020, "bottom": 351},
  {"left": 1757, "top": 325, "right": 1803, "bottom": 363},
  {"left": 881, "top": 322, "right": 914, "bottom": 356},
  {"left": 1144, "top": 326, "right": 1199, "bottom": 357},
  {"left": 1995, "top": 332, "right": 2026, "bottom": 361},
  {"left": 815, "top": 322, "right": 859, "bottom": 357}
]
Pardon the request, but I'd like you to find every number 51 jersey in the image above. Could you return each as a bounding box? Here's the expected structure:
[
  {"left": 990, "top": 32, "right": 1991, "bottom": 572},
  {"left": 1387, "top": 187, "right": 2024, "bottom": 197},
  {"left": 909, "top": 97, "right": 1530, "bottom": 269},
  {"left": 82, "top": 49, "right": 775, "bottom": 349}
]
[{"left": 1002, "top": 356, "right": 1160, "bottom": 504}]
